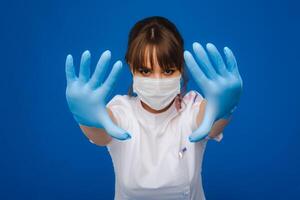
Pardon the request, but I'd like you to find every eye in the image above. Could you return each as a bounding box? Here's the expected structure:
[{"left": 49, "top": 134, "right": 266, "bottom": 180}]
[
  {"left": 164, "top": 69, "right": 175, "bottom": 75},
  {"left": 138, "top": 68, "right": 151, "bottom": 75}
]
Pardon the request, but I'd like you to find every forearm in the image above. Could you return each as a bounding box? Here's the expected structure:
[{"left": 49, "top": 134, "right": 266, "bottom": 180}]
[
  {"left": 79, "top": 125, "right": 112, "bottom": 146},
  {"left": 208, "top": 115, "right": 232, "bottom": 138}
]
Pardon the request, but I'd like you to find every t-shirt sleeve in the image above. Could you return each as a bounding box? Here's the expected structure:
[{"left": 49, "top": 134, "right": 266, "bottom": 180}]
[
  {"left": 105, "top": 95, "right": 131, "bottom": 151},
  {"left": 189, "top": 90, "right": 223, "bottom": 142}
]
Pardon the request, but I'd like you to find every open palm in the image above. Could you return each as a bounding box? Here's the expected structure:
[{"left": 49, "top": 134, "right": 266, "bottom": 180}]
[
  {"left": 65, "top": 50, "right": 131, "bottom": 140},
  {"left": 184, "top": 42, "right": 243, "bottom": 142}
]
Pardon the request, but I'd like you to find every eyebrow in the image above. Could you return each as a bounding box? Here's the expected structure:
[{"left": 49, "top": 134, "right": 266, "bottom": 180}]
[
  {"left": 138, "top": 66, "right": 176, "bottom": 70},
  {"left": 138, "top": 66, "right": 152, "bottom": 70}
]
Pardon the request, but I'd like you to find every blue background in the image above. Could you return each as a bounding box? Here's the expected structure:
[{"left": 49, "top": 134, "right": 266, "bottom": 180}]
[{"left": 1, "top": 0, "right": 299, "bottom": 199}]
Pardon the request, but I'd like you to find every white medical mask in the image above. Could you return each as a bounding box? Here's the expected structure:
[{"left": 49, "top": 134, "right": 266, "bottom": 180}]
[{"left": 133, "top": 75, "right": 182, "bottom": 110}]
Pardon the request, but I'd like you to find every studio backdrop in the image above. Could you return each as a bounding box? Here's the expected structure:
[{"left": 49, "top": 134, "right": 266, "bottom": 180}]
[{"left": 1, "top": 0, "right": 299, "bottom": 199}]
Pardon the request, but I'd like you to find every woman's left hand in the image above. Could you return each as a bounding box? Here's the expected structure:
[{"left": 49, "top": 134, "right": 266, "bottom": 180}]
[{"left": 184, "top": 42, "right": 243, "bottom": 142}]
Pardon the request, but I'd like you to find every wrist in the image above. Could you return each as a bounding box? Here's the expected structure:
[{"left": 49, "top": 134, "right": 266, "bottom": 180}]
[
  {"left": 221, "top": 112, "right": 232, "bottom": 120},
  {"left": 222, "top": 105, "right": 237, "bottom": 120}
]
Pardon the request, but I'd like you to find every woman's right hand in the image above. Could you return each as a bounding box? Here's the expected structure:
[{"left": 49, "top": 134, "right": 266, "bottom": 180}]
[{"left": 65, "top": 50, "right": 131, "bottom": 140}]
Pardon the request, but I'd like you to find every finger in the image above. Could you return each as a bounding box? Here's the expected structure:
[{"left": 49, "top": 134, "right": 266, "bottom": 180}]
[
  {"left": 184, "top": 50, "right": 209, "bottom": 89},
  {"left": 101, "top": 60, "right": 123, "bottom": 97},
  {"left": 89, "top": 50, "right": 111, "bottom": 89},
  {"left": 224, "top": 47, "right": 239, "bottom": 75},
  {"left": 101, "top": 110, "right": 132, "bottom": 140},
  {"left": 224, "top": 47, "right": 243, "bottom": 89},
  {"left": 188, "top": 106, "right": 216, "bottom": 142},
  {"left": 206, "top": 43, "right": 228, "bottom": 77},
  {"left": 192, "top": 42, "right": 218, "bottom": 79},
  {"left": 79, "top": 50, "right": 91, "bottom": 83},
  {"left": 65, "top": 54, "right": 77, "bottom": 85}
]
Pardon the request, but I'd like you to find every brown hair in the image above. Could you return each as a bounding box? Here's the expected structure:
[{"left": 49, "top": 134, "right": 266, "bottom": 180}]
[{"left": 125, "top": 16, "right": 189, "bottom": 110}]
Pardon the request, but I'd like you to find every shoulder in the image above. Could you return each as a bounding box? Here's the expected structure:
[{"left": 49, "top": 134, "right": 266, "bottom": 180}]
[
  {"left": 106, "top": 94, "right": 136, "bottom": 120},
  {"left": 176, "top": 90, "right": 204, "bottom": 117},
  {"left": 106, "top": 94, "right": 136, "bottom": 128},
  {"left": 182, "top": 90, "right": 204, "bottom": 107},
  {"left": 106, "top": 94, "right": 135, "bottom": 109},
  {"left": 106, "top": 95, "right": 136, "bottom": 151},
  {"left": 177, "top": 90, "right": 205, "bottom": 130}
]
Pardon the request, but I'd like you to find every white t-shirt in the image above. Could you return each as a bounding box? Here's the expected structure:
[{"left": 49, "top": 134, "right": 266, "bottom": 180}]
[{"left": 105, "top": 90, "right": 223, "bottom": 200}]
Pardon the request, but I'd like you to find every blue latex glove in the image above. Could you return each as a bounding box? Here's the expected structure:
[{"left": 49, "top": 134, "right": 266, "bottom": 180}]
[
  {"left": 65, "top": 50, "right": 131, "bottom": 140},
  {"left": 184, "top": 42, "right": 243, "bottom": 142}
]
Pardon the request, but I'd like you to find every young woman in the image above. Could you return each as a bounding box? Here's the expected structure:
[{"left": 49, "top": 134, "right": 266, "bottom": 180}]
[{"left": 65, "top": 16, "right": 242, "bottom": 200}]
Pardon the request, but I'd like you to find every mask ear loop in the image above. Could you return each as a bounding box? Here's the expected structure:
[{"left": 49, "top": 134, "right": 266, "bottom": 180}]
[
  {"left": 177, "top": 76, "right": 187, "bottom": 158},
  {"left": 175, "top": 76, "right": 184, "bottom": 112},
  {"left": 175, "top": 95, "right": 181, "bottom": 112}
]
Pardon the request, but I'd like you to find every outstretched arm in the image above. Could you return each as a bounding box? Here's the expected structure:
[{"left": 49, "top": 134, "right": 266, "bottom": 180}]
[{"left": 184, "top": 42, "right": 242, "bottom": 142}]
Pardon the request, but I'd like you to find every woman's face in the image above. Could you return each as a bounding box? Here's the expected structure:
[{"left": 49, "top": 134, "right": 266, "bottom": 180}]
[
  {"left": 130, "top": 47, "right": 181, "bottom": 78},
  {"left": 130, "top": 47, "right": 182, "bottom": 113}
]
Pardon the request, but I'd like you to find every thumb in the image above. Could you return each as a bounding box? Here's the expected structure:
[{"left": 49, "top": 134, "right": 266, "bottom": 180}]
[
  {"left": 100, "top": 108, "right": 132, "bottom": 140},
  {"left": 189, "top": 106, "right": 216, "bottom": 142}
]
